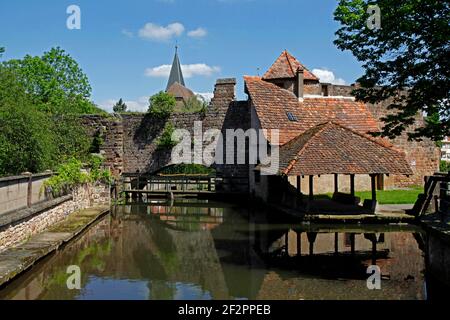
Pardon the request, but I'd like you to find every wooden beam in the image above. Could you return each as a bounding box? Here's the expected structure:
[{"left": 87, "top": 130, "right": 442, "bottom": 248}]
[
  {"left": 334, "top": 232, "right": 339, "bottom": 254},
  {"left": 334, "top": 174, "right": 339, "bottom": 194},
  {"left": 371, "top": 174, "right": 377, "bottom": 201},
  {"left": 350, "top": 174, "right": 355, "bottom": 197},
  {"left": 296, "top": 176, "right": 301, "bottom": 194},
  {"left": 309, "top": 175, "right": 314, "bottom": 201}
]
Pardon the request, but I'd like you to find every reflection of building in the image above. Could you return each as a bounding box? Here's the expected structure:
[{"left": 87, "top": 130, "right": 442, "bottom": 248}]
[{"left": 441, "top": 137, "right": 450, "bottom": 162}]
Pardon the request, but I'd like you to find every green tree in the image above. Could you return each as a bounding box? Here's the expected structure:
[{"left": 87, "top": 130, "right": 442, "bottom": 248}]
[
  {"left": 0, "top": 64, "right": 91, "bottom": 175},
  {"left": 334, "top": 0, "right": 450, "bottom": 141},
  {"left": 148, "top": 91, "right": 176, "bottom": 118},
  {"left": 3, "top": 47, "right": 102, "bottom": 114},
  {"left": 113, "top": 98, "right": 128, "bottom": 113}
]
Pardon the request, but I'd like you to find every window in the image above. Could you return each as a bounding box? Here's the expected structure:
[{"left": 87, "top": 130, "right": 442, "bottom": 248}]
[{"left": 286, "top": 111, "right": 298, "bottom": 122}]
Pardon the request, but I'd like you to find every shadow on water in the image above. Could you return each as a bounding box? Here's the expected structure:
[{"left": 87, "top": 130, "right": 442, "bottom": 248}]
[{"left": 0, "top": 198, "right": 447, "bottom": 300}]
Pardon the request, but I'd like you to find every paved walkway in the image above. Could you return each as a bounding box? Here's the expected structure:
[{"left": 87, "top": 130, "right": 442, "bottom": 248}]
[
  {"left": 376, "top": 204, "right": 413, "bottom": 214},
  {"left": 0, "top": 206, "right": 109, "bottom": 287}
]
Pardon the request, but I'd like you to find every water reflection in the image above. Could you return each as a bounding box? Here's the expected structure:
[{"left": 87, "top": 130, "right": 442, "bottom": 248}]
[{"left": 0, "top": 200, "right": 429, "bottom": 300}]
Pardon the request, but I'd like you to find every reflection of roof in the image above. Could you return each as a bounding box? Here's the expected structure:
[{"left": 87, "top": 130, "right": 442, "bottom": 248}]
[
  {"left": 244, "top": 76, "right": 380, "bottom": 145},
  {"left": 278, "top": 122, "right": 413, "bottom": 176},
  {"left": 167, "top": 82, "right": 194, "bottom": 101},
  {"left": 262, "top": 50, "right": 318, "bottom": 81}
]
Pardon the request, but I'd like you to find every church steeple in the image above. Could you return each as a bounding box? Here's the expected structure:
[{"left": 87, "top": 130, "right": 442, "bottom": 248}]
[{"left": 166, "top": 45, "right": 185, "bottom": 91}]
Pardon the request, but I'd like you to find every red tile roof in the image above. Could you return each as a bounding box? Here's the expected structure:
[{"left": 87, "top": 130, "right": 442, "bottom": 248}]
[
  {"left": 278, "top": 122, "right": 412, "bottom": 176},
  {"left": 244, "top": 76, "right": 380, "bottom": 145},
  {"left": 262, "top": 50, "right": 318, "bottom": 81}
]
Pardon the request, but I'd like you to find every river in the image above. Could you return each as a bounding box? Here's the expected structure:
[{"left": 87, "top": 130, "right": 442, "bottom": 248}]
[{"left": 0, "top": 199, "right": 434, "bottom": 300}]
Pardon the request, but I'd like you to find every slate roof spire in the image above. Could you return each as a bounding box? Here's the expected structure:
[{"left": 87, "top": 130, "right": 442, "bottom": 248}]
[{"left": 166, "top": 45, "right": 185, "bottom": 91}]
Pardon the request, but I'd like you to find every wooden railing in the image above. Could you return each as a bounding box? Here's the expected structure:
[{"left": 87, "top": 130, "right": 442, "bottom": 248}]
[
  {"left": 117, "top": 173, "right": 249, "bottom": 197},
  {"left": 408, "top": 172, "right": 450, "bottom": 217}
]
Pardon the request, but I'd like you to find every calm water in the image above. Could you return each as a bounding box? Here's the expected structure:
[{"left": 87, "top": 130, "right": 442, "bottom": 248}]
[{"left": 0, "top": 199, "right": 430, "bottom": 300}]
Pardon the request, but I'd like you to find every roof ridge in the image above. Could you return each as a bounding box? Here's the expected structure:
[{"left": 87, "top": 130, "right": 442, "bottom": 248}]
[{"left": 284, "top": 50, "right": 296, "bottom": 76}]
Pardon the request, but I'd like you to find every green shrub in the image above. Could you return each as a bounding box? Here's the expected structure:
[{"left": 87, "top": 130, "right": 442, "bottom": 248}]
[
  {"left": 148, "top": 91, "right": 176, "bottom": 118},
  {"left": 156, "top": 122, "right": 178, "bottom": 150},
  {"left": 440, "top": 160, "right": 450, "bottom": 173},
  {"left": 44, "top": 156, "right": 111, "bottom": 197}
]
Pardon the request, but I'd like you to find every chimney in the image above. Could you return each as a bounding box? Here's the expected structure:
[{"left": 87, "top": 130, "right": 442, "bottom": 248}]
[
  {"left": 295, "top": 67, "right": 304, "bottom": 101},
  {"left": 210, "top": 78, "right": 236, "bottom": 112},
  {"left": 212, "top": 78, "right": 236, "bottom": 103}
]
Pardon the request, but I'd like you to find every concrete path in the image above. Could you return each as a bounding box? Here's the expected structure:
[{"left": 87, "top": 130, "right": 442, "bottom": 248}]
[
  {"left": 0, "top": 206, "right": 109, "bottom": 287},
  {"left": 376, "top": 204, "right": 413, "bottom": 214}
]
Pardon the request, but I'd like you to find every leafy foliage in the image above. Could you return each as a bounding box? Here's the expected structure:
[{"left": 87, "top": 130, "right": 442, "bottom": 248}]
[
  {"left": 156, "top": 122, "right": 178, "bottom": 150},
  {"left": 2, "top": 47, "right": 103, "bottom": 114},
  {"left": 176, "top": 96, "right": 208, "bottom": 114},
  {"left": 440, "top": 161, "right": 450, "bottom": 173},
  {"left": 43, "top": 156, "right": 112, "bottom": 196},
  {"left": 113, "top": 98, "right": 128, "bottom": 113},
  {"left": 334, "top": 0, "right": 450, "bottom": 141},
  {"left": 0, "top": 51, "right": 94, "bottom": 176},
  {"left": 148, "top": 91, "right": 176, "bottom": 118}
]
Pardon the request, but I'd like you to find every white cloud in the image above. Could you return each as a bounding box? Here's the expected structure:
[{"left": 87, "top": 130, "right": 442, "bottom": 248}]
[
  {"left": 98, "top": 97, "right": 149, "bottom": 113},
  {"left": 311, "top": 68, "right": 347, "bottom": 85},
  {"left": 195, "top": 92, "right": 214, "bottom": 103},
  {"left": 121, "top": 29, "right": 134, "bottom": 38},
  {"left": 138, "top": 22, "right": 184, "bottom": 41},
  {"left": 188, "top": 28, "right": 207, "bottom": 38},
  {"left": 145, "top": 63, "right": 221, "bottom": 78}
]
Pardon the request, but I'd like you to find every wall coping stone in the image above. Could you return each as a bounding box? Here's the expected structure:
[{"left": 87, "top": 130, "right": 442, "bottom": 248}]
[{"left": 0, "top": 194, "right": 73, "bottom": 230}]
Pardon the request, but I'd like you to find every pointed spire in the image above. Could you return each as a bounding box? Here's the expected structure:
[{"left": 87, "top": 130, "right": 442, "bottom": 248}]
[{"left": 166, "top": 45, "right": 185, "bottom": 91}]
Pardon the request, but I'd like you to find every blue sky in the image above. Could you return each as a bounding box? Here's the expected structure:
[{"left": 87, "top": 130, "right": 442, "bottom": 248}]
[{"left": 0, "top": 0, "right": 363, "bottom": 112}]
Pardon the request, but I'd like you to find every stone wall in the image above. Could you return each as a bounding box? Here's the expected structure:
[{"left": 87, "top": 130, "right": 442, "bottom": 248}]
[
  {"left": 81, "top": 79, "right": 251, "bottom": 187},
  {"left": 0, "top": 172, "right": 53, "bottom": 215},
  {"left": 0, "top": 183, "right": 109, "bottom": 252},
  {"left": 366, "top": 100, "right": 440, "bottom": 188},
  {"left": 80, "top": 115, "right": 124, "bottom": 176}
]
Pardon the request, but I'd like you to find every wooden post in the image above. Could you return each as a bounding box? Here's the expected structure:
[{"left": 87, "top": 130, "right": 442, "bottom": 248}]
[
  {"left": 350, "top": 233, "right": 355, "bottom": 255},
  {"left": 309, "top": 175, "right": 314, "bottom": 201},
  {"left": 26, "top": 173, "right": 32, "bottom": 208},
  {"left": 334, "top": 232, "right": 339, "bottom": 254},
  {"left": 350, "top": 174, "right": 355, "bottom": 197},
  {"left": 370, "top": 174, "right": 377, "bottom": 201},
  {"left": 372, "top": 239, "right": 377, "bottom": 265},
  {"left": 334, "top": 174, "right": 339, "bottom": 194},
  {"left": 307, "top": 232, "right": 317, "bottom": 256},
  {"left": 297, "top": 176, "right": 301, "bottom": 194},
  {"left": 285, "top": 232, "right": 289, "bottom": 255}
]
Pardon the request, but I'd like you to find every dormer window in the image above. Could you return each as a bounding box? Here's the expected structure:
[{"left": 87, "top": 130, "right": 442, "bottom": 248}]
[{"left": 287, "top": 111, "right": 298, "bottom": 122}]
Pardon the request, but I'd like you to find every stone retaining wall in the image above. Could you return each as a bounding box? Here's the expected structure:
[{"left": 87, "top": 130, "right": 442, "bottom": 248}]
[{"left": 0, "top": 183, "right": 109, "bottom": 253}]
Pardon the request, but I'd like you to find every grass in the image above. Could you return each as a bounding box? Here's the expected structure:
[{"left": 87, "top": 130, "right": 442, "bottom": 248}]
[{"left": 317, "top": 186, "right": 423, "bottom": 205}]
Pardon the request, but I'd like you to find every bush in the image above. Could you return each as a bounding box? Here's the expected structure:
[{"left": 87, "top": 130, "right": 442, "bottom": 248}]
[
  {"left": 440, "top": 161, "right": 450, "bottom": 173},
  {"left": 148, "top": 91, "right": 176, "bottom": 118},
  {"left": 156, "top": 122, "right": 178, "bottom": 150},
  {"left": 43, "top": 156, "right": 112, "bottom": 197}
]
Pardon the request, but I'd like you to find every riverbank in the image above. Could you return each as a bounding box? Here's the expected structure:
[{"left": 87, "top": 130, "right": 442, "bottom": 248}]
[
  {"left": 421, "top": 213, "right": 450, "bottom": 288},
  {"left": 0, "top": 206, "right": 109, "bottom": 288}
]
